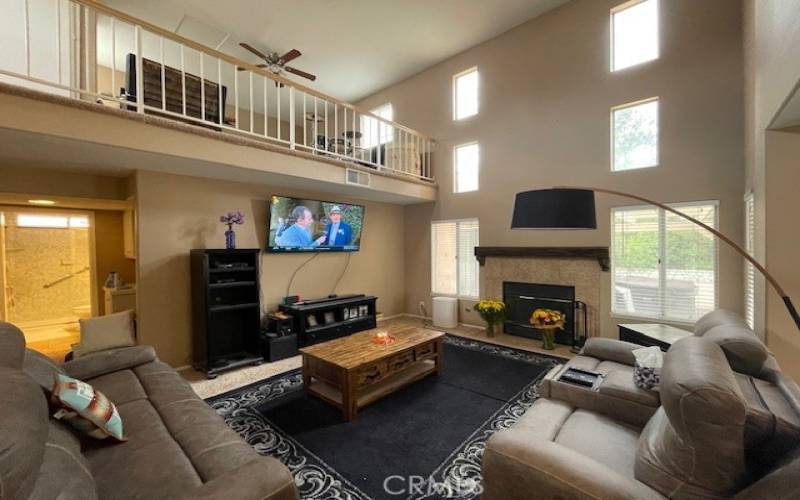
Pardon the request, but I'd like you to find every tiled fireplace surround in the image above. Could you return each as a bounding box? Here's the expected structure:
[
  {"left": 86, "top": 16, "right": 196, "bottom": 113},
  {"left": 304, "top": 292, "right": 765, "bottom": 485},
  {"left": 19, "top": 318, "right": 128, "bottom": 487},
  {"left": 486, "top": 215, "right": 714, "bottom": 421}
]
[{"left": 480, "top": 256, "right": 603, "bottom": 340}]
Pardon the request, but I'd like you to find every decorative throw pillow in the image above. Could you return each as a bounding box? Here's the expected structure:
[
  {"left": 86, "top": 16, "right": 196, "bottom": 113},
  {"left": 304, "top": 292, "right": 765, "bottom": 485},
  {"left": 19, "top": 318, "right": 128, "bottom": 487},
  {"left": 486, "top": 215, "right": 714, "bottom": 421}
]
[
  {"left": 50, "top": 373, "right": 125, "bottom": 441},
  {"left": 75, "top": 309, "right": 136, "bottom": 358}
]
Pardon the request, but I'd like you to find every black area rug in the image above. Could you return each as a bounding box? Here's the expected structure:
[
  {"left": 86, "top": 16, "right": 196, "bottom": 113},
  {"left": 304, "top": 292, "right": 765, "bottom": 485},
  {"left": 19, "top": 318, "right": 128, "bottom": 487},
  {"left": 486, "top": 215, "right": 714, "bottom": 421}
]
[{"left": 207, "top": 335, "right": 562, "bottom": 500}]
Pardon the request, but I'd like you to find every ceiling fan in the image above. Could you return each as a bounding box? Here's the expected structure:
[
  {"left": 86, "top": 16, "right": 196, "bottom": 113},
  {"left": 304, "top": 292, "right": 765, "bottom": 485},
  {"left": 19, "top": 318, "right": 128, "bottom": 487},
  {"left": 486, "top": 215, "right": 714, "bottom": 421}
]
[{"left": 238, "top": 42, "right": 317, "bottom": 82}]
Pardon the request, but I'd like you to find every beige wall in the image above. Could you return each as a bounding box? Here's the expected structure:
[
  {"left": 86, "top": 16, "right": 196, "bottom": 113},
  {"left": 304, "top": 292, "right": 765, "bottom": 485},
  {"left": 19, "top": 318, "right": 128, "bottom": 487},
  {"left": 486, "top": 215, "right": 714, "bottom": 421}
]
[
  {"left": 0, "top": 164, "right": 128, "bottom": 200},
  {"left": 135, "top": 170, "right": 406, "bottom": 367},
  {"left": 743, "top": 1, "right": 800, "bottom": 380},
  {"left": 361, "top": 0, "right": 745, "bottom": 336}
]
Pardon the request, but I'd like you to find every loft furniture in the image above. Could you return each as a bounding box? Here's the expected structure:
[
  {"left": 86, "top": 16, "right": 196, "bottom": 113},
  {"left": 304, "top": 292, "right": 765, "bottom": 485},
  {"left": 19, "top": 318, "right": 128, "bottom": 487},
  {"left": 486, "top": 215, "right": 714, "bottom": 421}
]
[
  {"left": 618, "top": 323, "right": 692, "bottom": 351},
  {"left": 300, "top": 325, "right": 444, "bottom": 421},
  {"left": 0, "top": 322, "right": 298, "bottom": 500},
  {"left": 190, "top": 249, "right": 262, "bottom": 379},
  {"left": 123, "top": 53, "right": 227, "bottom": 127},
  {"left": 279, "top": 294, "right": 377, "bottom": 346},
  {"left": 511, "top": 187, "right": 800, "bottom": 331}
]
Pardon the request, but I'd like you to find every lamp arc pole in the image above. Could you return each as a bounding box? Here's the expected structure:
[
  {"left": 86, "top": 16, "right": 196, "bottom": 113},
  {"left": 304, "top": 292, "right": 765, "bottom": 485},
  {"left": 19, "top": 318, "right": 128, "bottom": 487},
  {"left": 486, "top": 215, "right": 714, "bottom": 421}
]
[{"left": 554, "top": 185, "right": 800, "bottom": 331}]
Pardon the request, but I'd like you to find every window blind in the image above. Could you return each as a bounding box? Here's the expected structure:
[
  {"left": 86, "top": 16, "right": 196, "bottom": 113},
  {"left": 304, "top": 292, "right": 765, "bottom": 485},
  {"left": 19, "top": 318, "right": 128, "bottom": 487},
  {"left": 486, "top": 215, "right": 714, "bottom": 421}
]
[
  {"left": 431, "top": 219, "right": 479, "bottom": 298},
  {"left": 612, "top": 202, "right": 718, "bottom": 323},
  {"left": 744, "top": 192, "right": 755, "bottom": 329}
]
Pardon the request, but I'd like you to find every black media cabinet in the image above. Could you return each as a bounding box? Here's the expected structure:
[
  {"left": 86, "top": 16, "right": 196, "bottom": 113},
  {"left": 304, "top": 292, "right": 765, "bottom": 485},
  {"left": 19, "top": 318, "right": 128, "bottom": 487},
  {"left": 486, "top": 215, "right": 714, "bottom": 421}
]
[
  {"left": 280, "top": 295, "right": 377, "bottom": 346},
  {"left": 190, "top": 249, "right": 263, "bottom": 379}
]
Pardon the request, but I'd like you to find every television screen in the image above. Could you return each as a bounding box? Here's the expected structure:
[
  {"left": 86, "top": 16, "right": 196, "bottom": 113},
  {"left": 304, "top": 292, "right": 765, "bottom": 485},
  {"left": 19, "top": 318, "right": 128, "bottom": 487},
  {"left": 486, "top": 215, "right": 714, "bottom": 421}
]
[{"left": 267, "top": 195, "right": 365, "bottom": 252}]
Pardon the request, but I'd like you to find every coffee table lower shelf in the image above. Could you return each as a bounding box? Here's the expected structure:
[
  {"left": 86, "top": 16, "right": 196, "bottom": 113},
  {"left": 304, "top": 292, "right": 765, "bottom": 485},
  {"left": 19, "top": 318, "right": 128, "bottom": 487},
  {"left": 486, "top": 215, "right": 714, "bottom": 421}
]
[{"left": 307, "top": 360, "right": 436, "bottom": 418}]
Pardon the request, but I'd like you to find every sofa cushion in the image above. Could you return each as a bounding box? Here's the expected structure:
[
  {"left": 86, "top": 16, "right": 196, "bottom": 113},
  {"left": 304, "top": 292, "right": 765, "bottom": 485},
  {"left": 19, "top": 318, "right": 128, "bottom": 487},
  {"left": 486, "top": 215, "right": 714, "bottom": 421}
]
[
  {"left": 24, "top": 349, "right": 65, "bottom": 390},
  {"left": 0, "top": 321, "right": 26, "bottom": 369},
  {"left": 635, "top": 337, "right": 748, "bottom": 498},
  {"left": 84, "top": 399, "right": 203, "bottom": 500},
  {"left": 88, "top": 369, "right": 148, "bottom": 406},
  {"left": 703, "top": 325, "right": 768, "bottom": 375},
  {"left": 51, "top": 373, "right": 125, "bottom": 441},
  {"left": 75, "top": 310, "right": 136, "bottom": 358},
  {"left": 28, "top": 421, "right": 98, "bottom": 500},
  {"left": 554, "top": 408, "right": 642, "bottom": 478},
  {"left": 694, "top": 308, "right": 748, "bottom": 336},
  {"left": 0, "top": 368, "right": 49, "bottom": 500}
]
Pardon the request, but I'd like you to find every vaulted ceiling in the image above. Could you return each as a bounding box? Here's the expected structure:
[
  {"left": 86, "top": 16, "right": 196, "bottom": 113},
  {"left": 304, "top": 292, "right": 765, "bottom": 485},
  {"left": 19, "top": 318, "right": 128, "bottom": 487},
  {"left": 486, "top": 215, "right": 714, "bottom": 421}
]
[{"left": 100, "top": 0, "right": 570, "bottom": 102}]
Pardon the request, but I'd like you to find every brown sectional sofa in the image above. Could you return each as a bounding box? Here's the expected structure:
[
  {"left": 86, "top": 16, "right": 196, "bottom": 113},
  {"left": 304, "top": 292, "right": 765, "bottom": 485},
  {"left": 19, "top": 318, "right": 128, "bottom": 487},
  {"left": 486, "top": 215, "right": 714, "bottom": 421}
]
[
  {"left": 483, "top": 310, "right": 800, "bottom": 499},
  {"left": 0, "top": 321, "right": 298, "bottom": 500}
]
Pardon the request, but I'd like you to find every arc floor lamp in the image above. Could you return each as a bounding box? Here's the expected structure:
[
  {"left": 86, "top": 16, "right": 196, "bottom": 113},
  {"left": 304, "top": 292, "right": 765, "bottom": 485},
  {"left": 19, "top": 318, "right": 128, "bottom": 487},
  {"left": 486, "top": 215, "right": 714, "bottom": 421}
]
[{"left": 510, "top": 187, "right": 800, "bottom": 331}]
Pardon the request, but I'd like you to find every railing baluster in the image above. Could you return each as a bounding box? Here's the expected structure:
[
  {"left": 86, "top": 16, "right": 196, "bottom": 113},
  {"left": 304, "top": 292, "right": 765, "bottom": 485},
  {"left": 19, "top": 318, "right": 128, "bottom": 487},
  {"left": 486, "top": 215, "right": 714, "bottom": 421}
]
[
  {"left": 249, "top": 71, "right": 254, "bottom": 133},
  {"left": 276, "top": 82, "right": 281, "bottom": 141},
  {"left": 352, "top": 108, "right": 357, "bottom": 160},
  {"left": 376, "top": 117, "right": 381, "bottom": 168},
  {"left": 56, "top": 0, "right": 62, "bottom": 85},
  {"left": 334, "top": 104, "right": 338, "bottom": 156},
  {"left": 261, "top": 76, "right": 269, "bottom": 137},
  {"left": 216, "top": 57, "right": 221, "bottom": 125},
  {"left": 159, "top": 36, "right": 165, "bottom": 111},
  {"left": 23, "top": 0, "right": 31, "bottom": 76},
  {"left": 233, "top": 64, "right": 238, "bottom": 129},
  {"left": 303, "top": 92, "right": 307, "bottom": 147},
  {"left": 324, "top": 100, "right": 328, "bottom": 152},
  {"left": 134, "top": 26, "right": 143, "bottom": 113},
  {"left": 314, "top": 96, "right": 318, "bottom": 150},
  {"left": 289, "top": 86, "right": 295, "bottom": 149},
  {"left": 200, "top": 53, "right": 206, "bottom": 122}
]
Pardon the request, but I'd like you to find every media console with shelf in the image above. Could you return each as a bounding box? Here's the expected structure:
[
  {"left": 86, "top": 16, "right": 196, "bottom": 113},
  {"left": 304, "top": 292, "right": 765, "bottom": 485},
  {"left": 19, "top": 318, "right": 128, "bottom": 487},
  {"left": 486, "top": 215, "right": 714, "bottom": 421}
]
[
  {"left": 280, "top": 295, "right": 377, "bottom": 346},
  {"left": 190, "top": 249, "right": 263, "bottom": 378}
]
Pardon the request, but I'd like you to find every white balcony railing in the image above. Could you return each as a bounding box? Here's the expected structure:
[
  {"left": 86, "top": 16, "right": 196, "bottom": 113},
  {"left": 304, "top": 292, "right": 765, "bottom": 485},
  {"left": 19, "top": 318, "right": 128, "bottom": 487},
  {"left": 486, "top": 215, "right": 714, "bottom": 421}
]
[{"left": 0, "top": 0, "right": 435, "bottom": 182}]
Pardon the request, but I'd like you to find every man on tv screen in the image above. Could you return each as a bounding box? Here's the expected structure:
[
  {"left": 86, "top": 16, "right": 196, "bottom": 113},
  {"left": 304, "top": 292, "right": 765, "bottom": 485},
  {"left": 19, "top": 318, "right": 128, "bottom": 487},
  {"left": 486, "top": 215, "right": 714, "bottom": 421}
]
[
  {"left": 275, "top": 206, "right": 325, "bottom": 247},
  {"left": 322, "top": 205, "right": 352, "bottom": 246}
]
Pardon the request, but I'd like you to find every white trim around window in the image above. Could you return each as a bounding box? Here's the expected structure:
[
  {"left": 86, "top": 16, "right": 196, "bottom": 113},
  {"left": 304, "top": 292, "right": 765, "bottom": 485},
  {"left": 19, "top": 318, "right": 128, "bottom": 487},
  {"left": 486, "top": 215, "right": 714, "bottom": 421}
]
[
  {"left": 453, "top": 66, "right": 479, "bottom": 120},
  {"left": 431, "top": 218, "right": 480, "bottom": 299}
]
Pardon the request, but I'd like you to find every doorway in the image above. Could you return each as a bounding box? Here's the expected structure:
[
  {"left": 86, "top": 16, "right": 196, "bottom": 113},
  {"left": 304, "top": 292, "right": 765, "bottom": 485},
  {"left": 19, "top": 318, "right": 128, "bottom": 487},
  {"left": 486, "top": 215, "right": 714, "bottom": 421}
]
[{"left": 0, "top": 207, "right": 96, "bottom": 360}]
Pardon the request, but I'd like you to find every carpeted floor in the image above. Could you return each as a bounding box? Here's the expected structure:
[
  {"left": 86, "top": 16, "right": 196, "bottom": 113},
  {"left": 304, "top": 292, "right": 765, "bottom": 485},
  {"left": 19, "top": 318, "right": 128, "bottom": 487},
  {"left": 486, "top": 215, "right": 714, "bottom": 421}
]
[{"left": 207, "top": 335, "right": 563, "bottom": 500}]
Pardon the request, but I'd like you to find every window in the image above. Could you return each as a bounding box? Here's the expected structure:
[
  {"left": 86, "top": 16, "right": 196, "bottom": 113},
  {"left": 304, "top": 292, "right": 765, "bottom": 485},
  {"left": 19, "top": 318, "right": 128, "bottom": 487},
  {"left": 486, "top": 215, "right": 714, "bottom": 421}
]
[
  {"left": 744, "top": 192, "right": 755, "bottom": 329},
  {"left": 453, "top": 67, "right": 479, "bottom": 120},
  {"left": 612, "top": 201, "right": 718, "bottom": 323},
  {"left": 15, "top": 214, "right": 89, "bottom": 228},
  {"left": 454, "top": 142, "right": 479, "bottom": 193},
  {"left": 612, "top": 98, "right": 658, "bottom": 171},
  {"left": 360, "top": 103, "right": 393, "bottom": 148},
  {"left": 431, "top": 219, "right": 479, "bottom": 298},
  {"left": 611, "top": 0, "right": 659, "bottom": 71}
]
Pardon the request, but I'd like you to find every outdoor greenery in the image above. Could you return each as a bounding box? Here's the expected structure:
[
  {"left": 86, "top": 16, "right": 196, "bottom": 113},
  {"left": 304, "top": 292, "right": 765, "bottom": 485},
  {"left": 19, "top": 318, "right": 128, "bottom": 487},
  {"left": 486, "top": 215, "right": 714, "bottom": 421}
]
[
  {"left": 614, "top": 100, "right": 658, "bottom": 171},
  {"left": 614, "top": 230, "right": 714, "bottom": 270}
]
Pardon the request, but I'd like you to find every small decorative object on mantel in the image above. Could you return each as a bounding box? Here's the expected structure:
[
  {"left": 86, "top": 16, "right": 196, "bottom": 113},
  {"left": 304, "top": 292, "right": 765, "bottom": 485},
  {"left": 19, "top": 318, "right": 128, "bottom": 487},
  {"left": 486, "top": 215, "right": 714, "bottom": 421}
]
[
  {"left": 475, "top": 299, "right": 506, "bottom": 338},
  {"left": 530, "top": 308, "right": 565, "bottom": 350},
  {"left": 372, "top": 330, "right": 396, "bottom": 345},
  {"left": 219, "top": 211, "right": 245, "bottom": 249}
]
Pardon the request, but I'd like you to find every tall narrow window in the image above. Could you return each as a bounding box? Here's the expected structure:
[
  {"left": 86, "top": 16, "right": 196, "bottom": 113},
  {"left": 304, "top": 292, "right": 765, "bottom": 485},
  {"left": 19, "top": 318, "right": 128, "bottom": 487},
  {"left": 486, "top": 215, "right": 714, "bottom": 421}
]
[
  {"left": 431, "top": 219, "right": 479, "bottom": 298},
  {"left": 360, "top": 103, "right": 393, "bottom": 148},
  {"left": 744, "top": 192, "right": 756, "bottom": 329},
  {"left": 612, "top": 98, "right": 658, "bottom": 171},
  {"left": 612, "top": 201, "right": 718, "bottom": 323},
  {"left": 453, "top": 67, "right": 479, "bottom": 120},
  {"left": 611, "top": 0, "right": 659, "bottom": 71},
  {"left": 454, "top": 142, "right": 479, "bottom": 193}
]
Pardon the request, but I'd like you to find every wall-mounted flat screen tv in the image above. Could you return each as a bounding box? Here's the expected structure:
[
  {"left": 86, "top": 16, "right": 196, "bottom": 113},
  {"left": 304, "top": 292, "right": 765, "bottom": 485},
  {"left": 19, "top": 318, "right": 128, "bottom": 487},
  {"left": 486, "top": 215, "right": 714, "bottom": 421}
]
[{"left": 267, "top": 195, "right": 365, "bottom": 252}]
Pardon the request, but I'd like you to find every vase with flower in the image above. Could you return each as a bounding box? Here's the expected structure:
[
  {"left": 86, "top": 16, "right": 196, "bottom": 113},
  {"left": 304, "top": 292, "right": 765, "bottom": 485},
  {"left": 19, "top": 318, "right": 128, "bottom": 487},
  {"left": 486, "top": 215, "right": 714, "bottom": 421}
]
[
  {"left": 475, "top": 299, "right": 506, "bottom": 338},
  {"left": 530, "top": 308, "right": 565, "bottom": 350},
  {"left": 220, "top": 211, "right": 245, "bottom": 249}
]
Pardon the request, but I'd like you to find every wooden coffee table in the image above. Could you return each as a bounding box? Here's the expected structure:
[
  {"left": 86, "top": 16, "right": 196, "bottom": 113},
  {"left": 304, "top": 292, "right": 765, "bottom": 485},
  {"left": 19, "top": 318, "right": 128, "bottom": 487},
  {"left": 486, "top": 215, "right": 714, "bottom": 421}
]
[{"left": 300, "top": 325, "right": 444, "bottom": 421}]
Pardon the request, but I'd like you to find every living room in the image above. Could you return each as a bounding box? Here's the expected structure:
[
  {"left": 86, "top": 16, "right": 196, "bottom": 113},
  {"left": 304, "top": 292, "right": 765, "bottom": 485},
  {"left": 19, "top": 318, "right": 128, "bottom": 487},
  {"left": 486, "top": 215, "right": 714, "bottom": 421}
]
[{"left": 1, "top": 0, "right": 800, "bottom": 499}]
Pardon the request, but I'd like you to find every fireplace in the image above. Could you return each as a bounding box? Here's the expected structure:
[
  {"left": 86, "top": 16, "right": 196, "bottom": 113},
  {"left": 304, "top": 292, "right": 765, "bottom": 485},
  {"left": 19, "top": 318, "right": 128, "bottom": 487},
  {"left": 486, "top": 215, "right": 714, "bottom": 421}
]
[{"left": 503, "top": 282, "right": 579, "bottom": 346}]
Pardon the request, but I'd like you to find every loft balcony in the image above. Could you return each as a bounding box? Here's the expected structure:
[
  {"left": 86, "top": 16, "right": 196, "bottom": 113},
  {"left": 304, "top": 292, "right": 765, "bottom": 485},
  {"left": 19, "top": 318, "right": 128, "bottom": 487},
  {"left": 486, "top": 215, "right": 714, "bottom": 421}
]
[{"left": 0, "top": 0, "right": 436, "bottom": 203}]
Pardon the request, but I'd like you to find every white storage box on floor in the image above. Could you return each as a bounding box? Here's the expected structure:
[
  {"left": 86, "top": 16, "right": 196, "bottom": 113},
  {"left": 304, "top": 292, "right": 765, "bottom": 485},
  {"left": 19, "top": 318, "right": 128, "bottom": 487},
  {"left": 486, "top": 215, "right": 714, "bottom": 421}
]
[{"left": 432, "top": 296, "right": 458, "bottom": 329}]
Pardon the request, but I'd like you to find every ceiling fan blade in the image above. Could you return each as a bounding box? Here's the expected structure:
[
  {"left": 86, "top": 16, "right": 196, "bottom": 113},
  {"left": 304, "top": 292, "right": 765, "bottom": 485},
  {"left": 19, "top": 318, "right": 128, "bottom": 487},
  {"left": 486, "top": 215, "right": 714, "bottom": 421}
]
[
  {"left": 278, "top": 49, "right": 302, "bottom": 64},
  {"left": 239, "top": 42, "right": 268, "bottom": 61},
  {"left": 238, "top": 63, "right": 268, "bottom": 71},
  {"left": 284, "top": 66, "right": 316, "bottom": 81}
]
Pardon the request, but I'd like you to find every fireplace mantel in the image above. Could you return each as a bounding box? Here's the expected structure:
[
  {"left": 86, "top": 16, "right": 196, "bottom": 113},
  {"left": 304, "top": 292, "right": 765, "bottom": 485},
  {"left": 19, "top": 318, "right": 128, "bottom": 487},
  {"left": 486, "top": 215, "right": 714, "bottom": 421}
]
[{"left": 474, "top": 246, "right": 610, "bottom": 271}]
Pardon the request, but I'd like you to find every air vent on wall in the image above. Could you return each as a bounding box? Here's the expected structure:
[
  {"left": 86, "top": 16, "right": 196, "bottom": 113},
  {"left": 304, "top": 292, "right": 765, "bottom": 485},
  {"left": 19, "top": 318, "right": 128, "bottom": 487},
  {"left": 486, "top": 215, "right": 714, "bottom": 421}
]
[{"left": 346, "top": 168, "right": 371, "bottom": 187}]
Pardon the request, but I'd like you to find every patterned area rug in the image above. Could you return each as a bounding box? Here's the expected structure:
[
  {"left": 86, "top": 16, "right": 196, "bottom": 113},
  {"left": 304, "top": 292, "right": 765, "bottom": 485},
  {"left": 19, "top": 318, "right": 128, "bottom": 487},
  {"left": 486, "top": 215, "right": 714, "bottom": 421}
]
[{"left": 207, "top": 335, "right": 562, "bottom": 499}]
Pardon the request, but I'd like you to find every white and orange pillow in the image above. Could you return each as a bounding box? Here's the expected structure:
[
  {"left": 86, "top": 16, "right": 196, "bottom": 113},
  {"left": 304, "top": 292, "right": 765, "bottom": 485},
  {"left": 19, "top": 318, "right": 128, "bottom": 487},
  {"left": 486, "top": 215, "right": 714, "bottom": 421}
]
[{"left": 51, "top": 373, "right": 125, "bottom": 441}]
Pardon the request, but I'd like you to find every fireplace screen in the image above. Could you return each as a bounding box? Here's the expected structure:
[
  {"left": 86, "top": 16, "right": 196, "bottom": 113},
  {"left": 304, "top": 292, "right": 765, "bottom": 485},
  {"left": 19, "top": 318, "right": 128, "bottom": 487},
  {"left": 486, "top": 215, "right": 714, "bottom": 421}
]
[{"left": 503, "top": 282, "right": 576, "bottom": 345}]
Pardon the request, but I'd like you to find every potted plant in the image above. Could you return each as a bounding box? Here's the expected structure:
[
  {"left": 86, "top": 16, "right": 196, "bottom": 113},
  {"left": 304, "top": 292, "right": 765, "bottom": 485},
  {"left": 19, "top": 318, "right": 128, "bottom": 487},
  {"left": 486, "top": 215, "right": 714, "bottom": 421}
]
[
  {"left": 220, "top": 211, "right": 245, "bottom": 249},
  {"left": 530, "top": 308, "right": 565, "bottom": 350},
  {"left": 475, "top": 299, "right": 506, "bottom": 338}
]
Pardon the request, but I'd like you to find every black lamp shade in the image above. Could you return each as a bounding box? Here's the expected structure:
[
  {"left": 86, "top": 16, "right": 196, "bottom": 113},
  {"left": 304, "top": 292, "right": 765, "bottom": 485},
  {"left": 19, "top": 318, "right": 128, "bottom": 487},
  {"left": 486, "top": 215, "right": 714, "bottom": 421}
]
[{"left": 511, "top": 189, "right": 597, "bottom": 229}]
